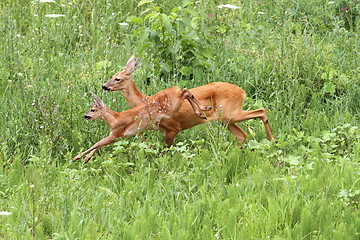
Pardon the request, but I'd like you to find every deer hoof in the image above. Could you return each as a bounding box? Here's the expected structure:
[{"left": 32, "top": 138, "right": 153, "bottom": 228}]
[{"left": 196, "top": 113, "right": 207, "bottom": 119}]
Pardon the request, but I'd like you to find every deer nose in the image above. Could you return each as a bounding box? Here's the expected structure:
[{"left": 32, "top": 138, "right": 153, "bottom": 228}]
[
  {"left": 102, "top": 85, "right": 110, "bottom": 91},
  {"left": 84, "top": 115, "right": 91, "bottom": 119}
]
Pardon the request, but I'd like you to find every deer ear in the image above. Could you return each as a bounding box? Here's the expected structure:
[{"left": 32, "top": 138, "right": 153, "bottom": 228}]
[
  {"left": 124, "top": 55, "right": 139, "bottom": 73},
  {"left": 91, "top": 93, "right": 104, "bottom": 107}
]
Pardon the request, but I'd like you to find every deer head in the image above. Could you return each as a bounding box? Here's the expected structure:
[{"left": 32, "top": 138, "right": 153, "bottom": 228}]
[
  {"left": 102, "top": 55, "right": 139, "bottom": 91},
  {"left": 83, "top": 94, "right": 106, "bottom": 120}
]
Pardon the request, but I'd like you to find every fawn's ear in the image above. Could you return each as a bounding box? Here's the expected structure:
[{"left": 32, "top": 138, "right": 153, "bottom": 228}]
[
  {"left": 124, "top": 55, "right": 139, "bottom": 73},
  {"left": 91, "top": 93, "right": 104, "bottom": 107}
]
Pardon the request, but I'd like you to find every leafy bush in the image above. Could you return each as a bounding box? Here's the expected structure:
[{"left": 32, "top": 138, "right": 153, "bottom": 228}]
[{"left": 127, "top": 0, "right": 214, "bottom": 79}]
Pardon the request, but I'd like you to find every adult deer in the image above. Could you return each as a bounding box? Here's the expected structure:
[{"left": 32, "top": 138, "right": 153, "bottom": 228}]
[
  {"left": 102, "top": 55, "right": 274, "bottom": 147},
  {"left": 73, "top": 90, "right": 211, "bottom": 163}
]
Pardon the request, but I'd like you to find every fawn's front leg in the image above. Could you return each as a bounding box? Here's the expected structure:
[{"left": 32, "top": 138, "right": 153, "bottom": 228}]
[{"left": 73, "top": 135, "right": 116, "bottom": 162}]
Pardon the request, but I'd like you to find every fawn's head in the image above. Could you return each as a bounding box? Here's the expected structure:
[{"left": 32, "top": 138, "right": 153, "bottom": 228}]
[
  {"left": 102, "top": 55, "right": 139, "bottom": 91},
  {"left": 84, "top": 94, "right": 106, "bottom": 120}
]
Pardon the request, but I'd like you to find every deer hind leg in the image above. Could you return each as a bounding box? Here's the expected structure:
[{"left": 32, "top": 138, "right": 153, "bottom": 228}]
[
  {"left": 229, "top": 108, "right": 274, "bottom": 142},
  {"left": 227, "top": 123, "right": 247, "bottom": 148},
  {"left": 164, "top": 131, "right": 178, "bottom": 148},
  {"left": 179, "top": 88, "right": 212, "bottom": 119}
]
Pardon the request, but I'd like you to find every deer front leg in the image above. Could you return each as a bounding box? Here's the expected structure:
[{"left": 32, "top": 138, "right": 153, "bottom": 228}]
[
  {"left": 73, "top": 135, "right": 116, "bottom": 162},
  {"left": 84, "top": 149, "right": 98, "bottom": 163}
]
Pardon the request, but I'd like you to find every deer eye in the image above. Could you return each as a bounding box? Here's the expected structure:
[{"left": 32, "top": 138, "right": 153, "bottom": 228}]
[
  {"left": 114, "top": 78, "right": 121, "bottom": 82},
  {"left": 90, "top": 109, "right": 96, "bottom": 112}
]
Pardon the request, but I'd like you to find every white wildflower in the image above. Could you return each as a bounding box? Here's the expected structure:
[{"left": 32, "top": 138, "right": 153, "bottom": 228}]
[
  {"left": 0, "top": 211, "right": 12, "bottom": 216},
  {"left": 45, "top": 14, "right": 65, "bottom": 18},
  {"left": 217, "top": 4, "right": 240, "bottom": 9},
  {"left": 119, "top": 22, "right": 129, "bottom": 26}
]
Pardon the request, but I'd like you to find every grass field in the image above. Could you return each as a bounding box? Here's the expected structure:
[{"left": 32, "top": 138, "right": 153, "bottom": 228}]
[{"left": 1, "top": 0, "right": 359, "bottom": 239}]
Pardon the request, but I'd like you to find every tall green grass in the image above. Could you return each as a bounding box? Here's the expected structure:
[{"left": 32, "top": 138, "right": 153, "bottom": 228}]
[{"left": 0, "top": 0, "right": 359, "bottom": 239}]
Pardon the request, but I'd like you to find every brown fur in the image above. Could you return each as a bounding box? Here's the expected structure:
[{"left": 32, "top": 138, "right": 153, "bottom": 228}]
[
  {"left": 102, "top": 55, "right": 275, "bottom": 147},
  {"left": 73, "top": 88, "right": 211, "bottom": 163}
]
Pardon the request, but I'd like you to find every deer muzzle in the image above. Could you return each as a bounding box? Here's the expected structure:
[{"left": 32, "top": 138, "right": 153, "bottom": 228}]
[{"left": 102, "top": 85, "right": 111, "bottom": 91}]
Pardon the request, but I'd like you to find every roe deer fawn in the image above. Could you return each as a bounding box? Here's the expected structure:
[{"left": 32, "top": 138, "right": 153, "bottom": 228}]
[
  {"left": 102, "top": 55, "right": 275, "bottom": 147},
  {"left": 73, "top": 89, "right": 211, "bottom": 163}
]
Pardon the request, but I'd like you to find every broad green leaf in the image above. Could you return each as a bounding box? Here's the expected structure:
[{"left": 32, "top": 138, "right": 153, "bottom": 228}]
[
  {"left": 191, "top": 17, "right": 201, "bottom": 29},
  {"left": 145, "top": 11, "right": 160, "bottom": 20},
  {"left": 199, "top": 47, "right": 214, "bottom": 58},
  {"left": 171, "top": 7, "right": 180, "bottom": 13},
  {"left": 137, "top": 0, "right": 153, "bottom": 7},
  {"left": 161, "top": 14, "right": 172, "bottom": 32},
  {"left": 139, "top": 28, "right": 150, "bottom": 42},
  {"left": 126, "top": 16, "right": 144, "bottom": 25},
  {"left": 95, "top": 60, "right": 111, "bottom": 70},
  {"left": 322, "top": 131, "right": 336, "bottom": 142},
  {"left": 349, "top": 126, "right": 358, "bottom": 135},
  {"left": 180, "top": 66, "right": 193, "bottom": 76},
  {"left": 286, "top": 155, "right": 301, "bottom": 166},
  {"left": 138, "top": 43, "right": 151, "bottom": 55},
  {"left": 184, "top": 8, "right": 197, "bottom": 16},
  {"left": 183, "top": 1, "right": 195, "bottom": 7},
  {"left": 169, "top": 12, "right": 178, "bottom": 20},
  {"left": 99, "top": 187, "right": 116, "bottom": 197},
  {"left": 160, "top": 62, "right": 171, "bottom": 73},
  {"left": 322, "top": 82, "right": 336, "bottom": 95}
]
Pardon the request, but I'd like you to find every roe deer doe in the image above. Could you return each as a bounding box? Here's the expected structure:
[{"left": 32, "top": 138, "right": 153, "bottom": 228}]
[
  {"left": 102, "top": 55, "right": 275, "bottom": 147},
  {"left": 73, "top": 89, "right": 211, "bottom": 163}
]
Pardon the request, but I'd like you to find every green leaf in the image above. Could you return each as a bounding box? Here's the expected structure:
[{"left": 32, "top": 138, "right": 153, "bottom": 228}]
[
  {"left": 160, "top": 62, "right": 171, "bottom": 73},
  {"left": 139, "top": 28, "right": 150, "bottom": 42},
  {"left": 138, "top": 43, "right": 151, "bottom": 55},
  {"left": 126, "top": 16, "right": 144, "bottom": 25},
  {"left": 199, "top": 47, "right": 214, "bottom": 59},
  {"left": 171, "top": 7, "right": 180, "bottom": 14},
  {"left": 183, "top": 1, "right": 195, "bottom": 7},
  {"left": 191, "top": 17, "right": 201, "bottom": 29},
  {"left": 349, "top": 126, "right": 358, "bottom": 135},
  {"left": 145, "top": 11, "right": 160, "bottom": 20},
  {"left": 137, "top": 0, "right": 153, "bottom": 7},
  {"left": 322, "top": 82, "right": 336, "bottom": 95},
  {"left": 286, "top": 155, "right": 301, "bottom": 166},
  {"left": 322, "top": 131, "right": 336, "bottom": 142},
  {"left": 95, "top": 60, "right": 111, "bottom": 70},
  {"left": 161, "top": 14, "right": 172, "bottom": 32},
  {"left": 99, "top": 187, "right": 116, "bottom": 197},
  {"left": 180, "top": 66, "right": 193, "bottom": 76},
  {"left": 184, "top": 8, "right": 197, "bottom": 16}
]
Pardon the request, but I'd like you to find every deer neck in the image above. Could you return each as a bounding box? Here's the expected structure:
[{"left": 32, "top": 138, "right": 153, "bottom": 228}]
[
  {"left": 121, "top": 80, "right": 148, "bottom": 108},
  {"left": 101, "top": 108, "right": 122, "bottom": 129},
  {"left": 102, "top": 107, "right": 136, "bottom": 132}
]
